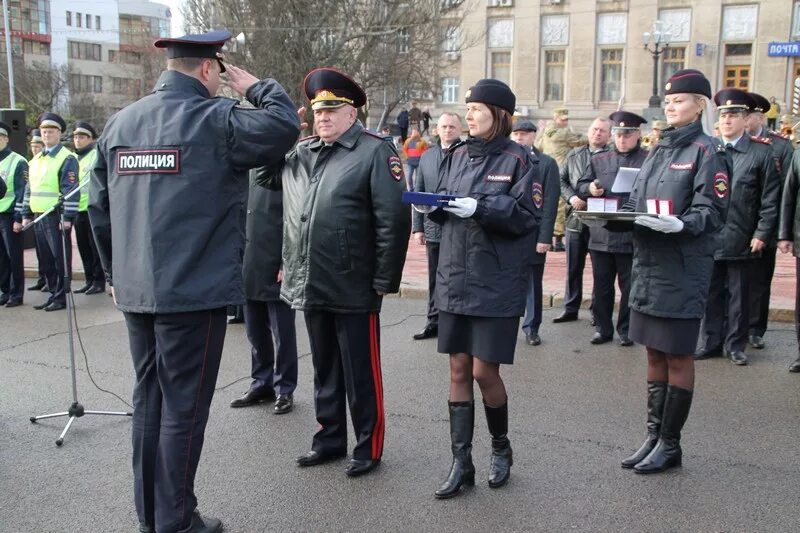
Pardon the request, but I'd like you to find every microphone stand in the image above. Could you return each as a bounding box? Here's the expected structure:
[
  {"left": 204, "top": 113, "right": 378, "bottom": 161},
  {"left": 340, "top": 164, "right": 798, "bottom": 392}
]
[{"left": 24, "top": 179, "right": 132, "bottom": 446}]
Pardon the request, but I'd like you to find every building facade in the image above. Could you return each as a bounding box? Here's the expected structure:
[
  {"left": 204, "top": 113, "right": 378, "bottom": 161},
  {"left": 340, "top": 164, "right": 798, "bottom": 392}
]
[{"left": 436, "top": 0, "right": 800, "bottom": 128}]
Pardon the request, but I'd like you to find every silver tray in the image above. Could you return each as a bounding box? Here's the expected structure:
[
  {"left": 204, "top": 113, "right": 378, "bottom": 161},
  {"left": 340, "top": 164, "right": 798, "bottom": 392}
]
[{"left": 576, "top": 211, "right": 660, "bottom": 221}]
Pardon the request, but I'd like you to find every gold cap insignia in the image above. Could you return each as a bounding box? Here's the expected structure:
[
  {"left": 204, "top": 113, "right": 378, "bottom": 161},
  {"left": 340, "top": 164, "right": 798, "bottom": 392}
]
[
  {"left": 726, "top": 100, "right": 732, "bottom": 105},
  {"left": 619, "top": 122, "right": 626, "bottom": 127}
]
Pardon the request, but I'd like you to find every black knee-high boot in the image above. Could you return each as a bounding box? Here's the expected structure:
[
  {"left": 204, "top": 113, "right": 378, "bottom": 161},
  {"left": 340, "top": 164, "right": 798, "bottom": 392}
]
[
  {"left": 484, "top": 400, "right": 512, "bottom": 488},
  {"left": 435, "top": 401, "right": 475, "bottom": 499},
  {"left": 634, "top": 385, "right": 693, "bottom": 474},
  {"left": 621, "top": 381, "right": 667, "bottom": 468}
]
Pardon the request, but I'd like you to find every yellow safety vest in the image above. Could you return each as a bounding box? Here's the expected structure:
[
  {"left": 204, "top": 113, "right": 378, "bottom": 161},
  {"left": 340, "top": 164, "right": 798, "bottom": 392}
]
[
  {"left": 0, "top": 150, "right": 25, "bottom": 213},
  {"left": 28, "top": 146, "right": 74, "bottom": 213},
  {"left": 78, "top": 148, "right": 98, "bottom": 212}
]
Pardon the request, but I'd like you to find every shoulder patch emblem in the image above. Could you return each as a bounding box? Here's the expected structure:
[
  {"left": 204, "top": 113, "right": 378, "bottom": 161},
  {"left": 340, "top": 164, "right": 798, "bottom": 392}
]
[
  {"left": 532, "top": 181, "right": 544, "bottom": 209},
  {"left": 486, "top": 173, "right": 512, "bottom": 183},
  {"left": 713, "top": 172, "right": 729, "bottom": 199},
  {"left": 388, "top": 156, "right": 403, "bottom": 181},
  {"left": 669, "top": 162, "right": 694, "bottom": 171}
]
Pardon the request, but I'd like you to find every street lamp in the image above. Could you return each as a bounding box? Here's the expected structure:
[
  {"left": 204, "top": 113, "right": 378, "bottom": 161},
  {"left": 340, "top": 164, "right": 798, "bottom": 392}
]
[{"left": 642, "top": 20, "right": 672, "bottom": 109}]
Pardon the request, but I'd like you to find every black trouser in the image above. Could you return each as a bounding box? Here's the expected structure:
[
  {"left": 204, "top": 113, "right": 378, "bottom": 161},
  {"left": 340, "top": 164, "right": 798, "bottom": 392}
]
[
  {"left": 244, "top": 299, "right": 298, "bottom": 395},
  {"left": 426, "top": 242, "right": 440, "bottom": 327},
  {"left": 74, "top": 211, "right": 104, "bottom": 288},
  {"left": 0, "top": 212, "right": 23, "bottom": 302},
  {"left": 522, "top": 263, "right": 545, "bottom": 335},
  {"left": 749, "top": 248, "right": 776, "bottom": 338},
  {"left": 700, "top": 260, "right": 751, "bottom": 353},
  {"left": 33, "top": 233, "right": 46, "bottom": 285},
  {"left": 795, "top": 258, "right": 800, "bottom": 347},
  {"left": 32, "top": 211, "right": 71, "bottom": 305},
  {"left": 304, "top": 310, "right": 384, "bottom": 461},
  {"left": 564, "top": 227, "right": 590, "bottom": 314},
  {"left": 589, "top": 250, "right": 632, "bottom": 338},
  {"left": 124, "top": 308, "right": 226, "bottom": 533}
]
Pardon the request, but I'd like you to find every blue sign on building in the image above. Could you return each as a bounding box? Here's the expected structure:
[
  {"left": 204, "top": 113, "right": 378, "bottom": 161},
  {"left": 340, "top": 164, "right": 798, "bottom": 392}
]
[{"left": 768, "top": 42, "right": 800, "bottom": 57}]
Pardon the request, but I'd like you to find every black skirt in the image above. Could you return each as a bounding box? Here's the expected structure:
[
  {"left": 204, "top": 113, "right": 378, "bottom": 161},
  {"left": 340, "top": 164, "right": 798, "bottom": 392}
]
[
  {"left": 629, "top": 309, "right": 700, "bottom": 355},
  {"left": 437, "top": 311, "right": 520, "bottom": 365}
]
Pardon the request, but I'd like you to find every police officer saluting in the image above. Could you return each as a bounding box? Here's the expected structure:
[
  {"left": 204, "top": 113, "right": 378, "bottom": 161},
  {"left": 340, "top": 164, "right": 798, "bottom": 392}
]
[
  {"left": 89, "top": 30, "right": 300, "bottom": 533},
  {"left": 256, "top": 68, "right": 409, "bottom": 478},
  {"left": 695, "top": 89, "right": 780, "bottom": 366},
  {"left": 0, "top": 120, "right": 28, "bottom": 307},
  {"left": 578, "top": 111, "right": 648, "bottom": 346}
]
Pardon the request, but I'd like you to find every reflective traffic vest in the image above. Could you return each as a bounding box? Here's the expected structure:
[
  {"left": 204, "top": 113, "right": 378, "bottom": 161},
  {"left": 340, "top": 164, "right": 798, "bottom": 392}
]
[
  {"left": 77, "top": 148, "right": 98, "bottom": 212},
  {"left": 0, "top": 150, "right": 26, "bottom": 213},
  {"left": 28, "top": 146, "right": 74, "bottom": 213}
]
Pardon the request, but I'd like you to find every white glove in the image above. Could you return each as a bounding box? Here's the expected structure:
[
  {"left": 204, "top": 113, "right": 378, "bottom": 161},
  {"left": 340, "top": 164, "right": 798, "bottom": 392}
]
[
  {"left": 634, "top": 214, "right": 684, "bottom": 233},
  {"left": 444, "top": 197, "right": 478, "bottom": 218}
]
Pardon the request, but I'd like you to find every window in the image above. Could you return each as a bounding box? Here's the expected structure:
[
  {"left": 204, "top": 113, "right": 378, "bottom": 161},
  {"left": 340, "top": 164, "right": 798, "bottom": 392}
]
[
  {"left": 86, "top": 13, "right": 92, "bottom": 29},
  {"left": 119, "top": 50, "right": 141, "bottom": 64},
  {"left": 443, "top": 26, "right": 460, "bottom": 52},
  {"left": 21, "top": 40, "right": 49, "bottom": 56},
  {"left": 66, "top": 11, "right": 71, "bottom": 26},
  {"left": 488, "top": 0, "right": 513, "bottom": 6},
  {"left": 397, "top": 28, "right": 409, "bottom": 54},
  {"left": 600, "top": 49, "right": 623, "bottom": 101},
  {"left": 68, "top": 41, "right": 102, "bottom": 61},
  {"left": 441, "top": 77, "right": 459, "bottom": 104},
  {"left": 69, "top": 74, "right": 103, "bottom": 94},
  {"left": 724, "top": 66, "right": 750, "bottom": 90},
  {"left": 794, "top": 1, "right": 800, "bottom": 40},
  {"left": 96, "top": 16, "right": 101, "bottom": 30},
  {"left": 661, "top": 47, "right": 685, "bottom": 93},
  {"left": 597, "top": 13, "right": 627, "bottom": 45},
  {"left": 109, "top": 50, "right": 117, "bottom": 62},
  {"left": 490, "top": 51, "right": 511, "bottom": 85},
  {"left": 544, "top": 49, "right": 565, "bottom": 101},
  {"left": 725, "top": 43, "right": 752, "bottom": 56},
  {"left": 723, "top": 5, "right": 758, "bottom": 41},
  {"left": 76, "top": 12, "right": 81, "bottom": 28},
  {"left": 488, "top": 19, "right": 513, "bottom": 48},
  {"left": 112, "top": 77, "right": 142, "bottom": 98}
]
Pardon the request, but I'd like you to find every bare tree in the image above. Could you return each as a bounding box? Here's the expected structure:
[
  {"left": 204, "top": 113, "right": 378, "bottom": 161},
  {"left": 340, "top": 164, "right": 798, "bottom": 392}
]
[
  {"left": 0, "top": 60, "right": 72, "bottom": 122},
  {"left": 181, "top": 0, "right": 479, "bottom": 129}
]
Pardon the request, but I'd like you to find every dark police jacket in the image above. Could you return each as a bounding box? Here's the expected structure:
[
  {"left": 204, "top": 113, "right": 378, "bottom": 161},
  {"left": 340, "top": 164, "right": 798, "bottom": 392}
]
[
  {"left": 430, "top": 136, "right": 542, "bottom": 317},
  {"left": 256, "top": 121, "right": 410, "bottom": 314},
  {"left": 577, "top": 146, "right": 647, "bottom": 254},
  {"left": 89, "top": 70, "right": 300, "bottom": 313},
  {"left": 714, "top": 135, "right": 780, "bottom": 261},
  {"left": 243, "top": 172, "right": 283, "bottom": 302},
  {"left": 531, "top": 146, "right": 558, "bottom": 265},
  {"left": 560, "top": 145, "right": 608, "bottom": 232},
  {"left": 778, "top": 149, "right": 800, "bottom": 256},
  {"left": 622, "top": 120, "right": 730, "bottom": 319},
  {"left": 411, "top": 142, "right": 449, "bottom": 243},
  {"left": 758, "top": 126, "right": 793, "bottom": 246}
]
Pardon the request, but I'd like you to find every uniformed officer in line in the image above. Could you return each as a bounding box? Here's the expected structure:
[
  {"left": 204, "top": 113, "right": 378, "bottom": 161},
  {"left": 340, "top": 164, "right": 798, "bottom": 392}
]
[
  {"left": 577, "top": 111, "right": 648, "bottom": 346},
  {"left": 21, "top": 112, "right": 79, "bottom": 312},
  {"left": 89, "top": 30, "right": 300, "bottom": 533},
  {"left": 695, "top": 89, "right": 781, "bottom": 366},
  {"left": 26, "top": 129, "right": 47, "bottom": 292},
  {"left": 555, "top": 117, "right": 611, "bottom": 323},
  {"left": 229, "top": 171, "right": 298, "bottom": 414},
  {"left": 255, "top": 68, "right": 409, "bottom": 478},
  {"left": 0, "top": 121, "right": 28, "bottom": 307},
  {"left": 70, "top": 122, "right": 104, "bottom": 296},
  {"left": 536, "top": 107, "right": 587, "bottom": 251},
  {"left": 777, "top": 144, "right": 800, "bottom": 372},
  {"left": 511, "top": 119, "right": 558, "bottom": 346},
  {"left": 648, "top": 119, "right": 667, "bottom": 148},
  {"left": 779, "top": 114, "right": 797, "bottom": 146},
  {"left": 411, "top": 112, "right": 463, "bottom": 341},
  {"left": 745, "top": 92, "right": 793, "bottom": 350}
]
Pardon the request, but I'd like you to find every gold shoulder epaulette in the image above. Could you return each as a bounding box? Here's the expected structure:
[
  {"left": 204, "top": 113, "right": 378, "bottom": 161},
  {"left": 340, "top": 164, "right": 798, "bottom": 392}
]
[{"left": 750, "top": 136, "right": 772, "bottom": 145}]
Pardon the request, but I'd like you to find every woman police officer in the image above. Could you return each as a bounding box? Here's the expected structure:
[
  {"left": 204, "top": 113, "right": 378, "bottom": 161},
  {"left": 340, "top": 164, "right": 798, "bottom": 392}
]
[
  {"left": 428, "top": 79, "right": 542, "bottom": 498},
  {"left": 618, "top": 69, "right": 731, "bottom": 473}
]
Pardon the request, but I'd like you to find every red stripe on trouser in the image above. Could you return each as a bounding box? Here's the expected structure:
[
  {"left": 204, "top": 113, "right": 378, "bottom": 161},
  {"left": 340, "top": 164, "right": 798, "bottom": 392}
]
[{"left": 369, "top": 313, "right": 385, "bottom": 460}]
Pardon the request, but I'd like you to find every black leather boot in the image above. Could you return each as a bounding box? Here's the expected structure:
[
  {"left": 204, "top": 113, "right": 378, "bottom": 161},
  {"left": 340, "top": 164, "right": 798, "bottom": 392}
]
[
  {"left": 634, "top": 385, "right": 693, "bottom": 474},
  {"left": 435, "top": 401, "right": 475, "bottom": 499},
  {"left": 484, "top": 400, "right": 512, "bottom": 488},
  {"left": 621, "top": 381, "right": 667, "bottom": 469}
]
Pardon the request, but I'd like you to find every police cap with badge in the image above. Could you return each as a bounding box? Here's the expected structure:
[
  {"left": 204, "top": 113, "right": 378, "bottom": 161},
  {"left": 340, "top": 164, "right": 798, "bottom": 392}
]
[
  {"left": 303, "top": 67, "right": 367, "bottom": 110},
  {"left": 609, "top": 110, "right": 647, "bottom": 132},
  {"left": 154, "top": 29, "right": 231, "bottom": 72},
  {"left": 664, "top": 69, "right": 711, "bottom": 98},
  {"left": 38, "top": 112, "right": 67, "bottom": 132},
  {"left": 0, "top": 121, "right": 10, "bottom": 137},
  {"left": 30, "top": 129, "right": 43, "bottom": 145},
  {"left": 72, "top": 121, "right": 97, "bottom": 139},
  {"left": 713, "top": 88, "right": 753, "bottom": 113},
  {"left": 465, "top": 79, "right": 516, "bottom": 115},
  {"left": 748, "top": 92, "right": 771, "bottom": 115}
]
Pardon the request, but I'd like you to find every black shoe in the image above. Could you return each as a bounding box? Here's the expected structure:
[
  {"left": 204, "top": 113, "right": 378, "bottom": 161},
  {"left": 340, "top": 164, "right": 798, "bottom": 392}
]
[
  {"left": 5, "top": 300, "right": 22, "bottom": 308},
  {"left": 33, "top": 300, "right": 51, "bottom": 310},
  {"left": 27, "top": 281, "right": 46, "bottom": 291},
  {"left": 590, "top": 332, "right": 612, "bottom": 345},
  {"left": 590, "top": 316, "right": 596, "bottom": 327},
  {"left": 749, "top": 335, "right": 765, "bottom": 349},
  {"left": 621, "top": 381, "right": 666, "bottom": 469},
  {"left": 138, "top": 524, "right": 152, "bottom": 533},
  {"left": 525, "top": 333, "right": 541, "bottom": 346},
  {"left": 295, "top": 449, "right": 346, "bottom": 467},
  {"left": 0, "top": 295, "right": 8, "bottom": 306},
  {"left": 693, "top": 346, "right": 723, "bottom": 360},
  {"left": 435, "top": 401, "right": 475, "bottom": 499},
  {"left": 728, "top": 350, "right": 749, "bottom": 366},
  {"left": 273, "top": 394, "right": 293, "bottom": 414},
  {"left": 73, "top": 283, "right": 92, "bottom": 294},
  {"left": 553, "top": 311, "right": 578, "bottom": 323},
  {"left": 634, "top": 385, "right": 692, "bottom": 474},
  {"left": 484, "top": 400, "right": 512, "bottom": 488},
  {"left": 413, "top": 324, "right": 438, "bottom": 340},
  {"left": 345, "top": 458, "right": 381, "bottom": 477},
  {"left": 40, "top": 284, "right": 50, "bottom": 292},
  {"left": 180, "top": 511, "right": 223, "bottom": 533},
  {"left": 789, "top": 356, "right": 800, "bottom": 373},
  {"left": 85, "top": 285, "right": 105, "bottom": 295},
  {"left": 619, "top": 336, "right": 634, "bottom": 347},
  {"left": 229, "top": 388, "right": 276, "bottom": 408},
  {"left": 44, "top": 301, "right": 66, "bottom": 312}
]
